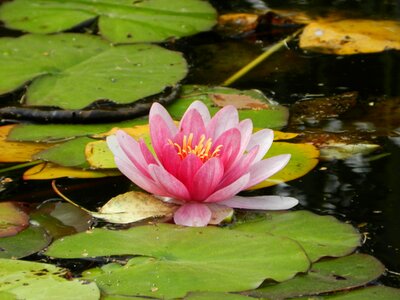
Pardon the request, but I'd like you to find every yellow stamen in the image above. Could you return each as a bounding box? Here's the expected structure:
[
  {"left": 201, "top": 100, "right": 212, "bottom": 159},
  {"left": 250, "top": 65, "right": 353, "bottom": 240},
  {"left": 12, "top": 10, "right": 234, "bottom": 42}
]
[{"left": 168, "top": 134, "right": 223, "bottom": 162}]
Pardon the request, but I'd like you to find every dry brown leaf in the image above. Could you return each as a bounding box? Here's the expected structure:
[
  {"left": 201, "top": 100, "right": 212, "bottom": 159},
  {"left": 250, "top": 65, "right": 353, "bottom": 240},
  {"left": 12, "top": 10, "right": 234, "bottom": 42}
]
[
  {"left": 211, "top": 94, "right": 269, "bottom": 110},
  {"left": 300, "top": 19, "right": 400, "bottom": 54}
]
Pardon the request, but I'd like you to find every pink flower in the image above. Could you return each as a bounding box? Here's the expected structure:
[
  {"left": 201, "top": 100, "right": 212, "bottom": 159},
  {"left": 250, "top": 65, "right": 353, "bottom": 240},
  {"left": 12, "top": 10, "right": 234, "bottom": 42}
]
[{"left": 107, "top": 101, "right": 298, "bottom": 227}]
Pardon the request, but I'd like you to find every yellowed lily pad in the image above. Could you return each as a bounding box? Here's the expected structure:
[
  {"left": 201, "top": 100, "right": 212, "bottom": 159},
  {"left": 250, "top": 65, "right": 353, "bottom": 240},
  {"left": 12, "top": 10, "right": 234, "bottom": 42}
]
[
  {"left": 23, "top": 163, "right": 120, "bottom": 180},
  {"left": 95, "top": 191, "right": 177, "bottom": 224},
  {"left": 250, "top": 142, "right": 319, "bottom": 189},
  {"left": 0, "top": 125, "right": 51, "bottom": 163},
  {"left": 300, "top": 19, "right": 400, "bottom": 55}
]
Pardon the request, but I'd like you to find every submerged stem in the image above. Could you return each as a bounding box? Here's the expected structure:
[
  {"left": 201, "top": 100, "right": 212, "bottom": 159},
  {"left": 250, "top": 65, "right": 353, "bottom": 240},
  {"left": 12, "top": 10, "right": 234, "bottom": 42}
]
[
  {"left": 51, "top": 180, "right": 93, "bottom": 214},
  {"left": 222, "top": 28, "right": 303, "bottom": 86}
]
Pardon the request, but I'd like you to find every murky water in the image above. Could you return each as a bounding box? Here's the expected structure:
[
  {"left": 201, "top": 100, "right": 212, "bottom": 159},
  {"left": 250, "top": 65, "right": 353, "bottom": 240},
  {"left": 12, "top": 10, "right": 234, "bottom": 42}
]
[{"left": 1, "top": 0, "right": 400, "bottom": 289}]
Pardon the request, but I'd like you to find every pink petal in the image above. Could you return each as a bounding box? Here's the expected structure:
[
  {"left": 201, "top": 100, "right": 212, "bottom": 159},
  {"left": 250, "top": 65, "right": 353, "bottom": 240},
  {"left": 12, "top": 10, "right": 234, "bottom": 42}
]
[
  {"left": 219, "top": 195, "right": 299, "bottom": 210},
  {"left": 192, "top": 157, "right": 224, "bottom": 201},
  {"left": 177, "top": 154, "right": 203, "bottom": 191},
  {"left": 114, "top": 157, "right": 165, "bottom": 196},
  {"left": 116, "top": 131, "right": 152, "bottom": 178},
  {"left": 247, "top": 129, "right": 274, "bottom": 163},
  {"left": 245, "top": 154, "right": 291, "bottom": 189},
  {"left": 206, "top": 203, "right": 234, "bottom": 225},
  {"left": 207, "top": 105, "right": 239, "bottom": 140},
  {"left": 205, "top": 173, "right": 250, "bottom": 203},
  {"left": 183, "top": 100, "right": 211, "bottom": 126},
  {"left": 149, "top": 102, "right": 177, "bottom": 136},
  {"left": 150, "top": 115, "right": 175, "bottom": 161},
  {"left": 159, "top": 143, "right": 182, "bottom": 178},
  {"left": 237, "top": 119, "right": 253, "bottom": 155},
  {"left": 148, "top": 164, "right": 191, "bottom": 201},
  {"left": 212, "top": 128, "right": 241, "bottom": 170},
  {"left": 107, "top": 135, "right": 129, "bottom": 163},
  {"left": 174, "top": 203, "right": 212, "bottom": 227},
  {"left": 139, "top": 139, "right": 158, "bottom": 165},
  {"left": 178, "top": 109, "right": 206, "bottom": 145},
  {"left": 217, "top": 145, "right": 259, "bottom": 189}
]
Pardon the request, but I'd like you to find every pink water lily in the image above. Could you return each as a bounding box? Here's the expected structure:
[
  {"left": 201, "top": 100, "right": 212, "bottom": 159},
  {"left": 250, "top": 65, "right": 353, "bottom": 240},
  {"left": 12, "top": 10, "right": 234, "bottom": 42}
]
[{"left": 107, "top": 101, "right": 298, "bottom": 227}]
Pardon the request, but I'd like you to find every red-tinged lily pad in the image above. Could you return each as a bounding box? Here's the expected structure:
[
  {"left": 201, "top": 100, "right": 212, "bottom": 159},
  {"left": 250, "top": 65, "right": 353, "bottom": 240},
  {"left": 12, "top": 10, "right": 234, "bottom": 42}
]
[
  {"left": 45, "top": 224, "right": 310, "bottom": 299},
  {"left": 0, "top": 202, "right": 29, "bottom": 238},
  {"left": 0, "top": 225, "right": 51, "bottom": 259},
  {"left": 167, "top": 85, "right": 289, "bottom": 129},
  {"left": 250, "top": 142, "right": 319, "bottom": 189},
  {"left": 23, "top": 162, "right": 120, "bottom": 180},
  {"left": 247, "top": 253, "right": 385, "bottom": 299},
  {"left": 0, "top": 259, "right": 100, "bottom": 299},
  {"left": 233, "top": 211, "right": 361, "bottom": 262}
]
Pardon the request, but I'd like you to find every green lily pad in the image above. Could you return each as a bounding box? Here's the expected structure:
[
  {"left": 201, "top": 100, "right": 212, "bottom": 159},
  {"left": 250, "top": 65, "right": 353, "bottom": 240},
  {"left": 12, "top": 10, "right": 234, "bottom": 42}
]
[
  {"left": 0, "top": 0, "right": 217, "bottom": 43},
  {"left": 0, "top": 258, "right": 100, "bottom": 300},
  {"left": 46, "top": 224, "right": 309, "bottom": 299},
  {"left": 33, "top": 137, "right": 95, "bottom": 168},
  {"left": 167, "top": 85, "right": 289, "bottom": 129},
  {"left": 0, "top": 202, "right": 29, "bottom": 238},
  {"left": 250, "top": 141, "right": 320, "bottom": 189},
  {"left": 0, "top": 225, "right": 51, "bottom": 259},
  {"left": 297, "top": 286, "right": 400, "bottom": 300},
  {"left": 248, "top": 254, "right": 385, "bottom": 299},
  {"left": 0, "top": 34, "right": 187, "bottom": 109},
  {"left": 185, "top": 292, "right": 255, "bottom": 300},
  {"left": 233, "top": 211, "right": 361, "bottom": 262},
  {"left": 7, "top": 119, "right": 146, "bottom": 142}
]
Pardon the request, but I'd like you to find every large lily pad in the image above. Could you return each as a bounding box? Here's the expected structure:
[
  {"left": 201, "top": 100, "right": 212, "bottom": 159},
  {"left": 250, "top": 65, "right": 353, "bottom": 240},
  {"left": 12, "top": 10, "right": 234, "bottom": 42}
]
[
  {"left": 167, "top": 85, "right": 289, "bottom": 129},
  {"left": 0, "top": 0, "right": 217, "bottom": 43},
  {"left": 46, "top": 224, "right": 309, "bottom": 298},
  {"left": 7, "top": 119, "right": 146, "bottom": 142},
  {"left": 250, "top": 142, "right": 319, "bottom": 189},
  {"left": 0, "top": 259, "right": 100, "bottom": 300},
  {"left": 233, "top": 211, "right": 361, "bottom": 262},
  {"left": 0, "top": 225, "right": 51, "bottom": 259},
  {"left": 318, "top": 286, "right": 400, "bottom": 299},
  {"left": 248, "top": 253, "right": 385, "bottom": 299},
  {"left": 0, "top": 34, "right": 187, "bottom": 109}
]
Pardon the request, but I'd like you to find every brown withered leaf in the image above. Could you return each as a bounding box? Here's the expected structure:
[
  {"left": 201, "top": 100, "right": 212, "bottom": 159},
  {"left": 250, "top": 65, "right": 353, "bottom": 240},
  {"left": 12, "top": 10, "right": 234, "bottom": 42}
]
[
  {"left": 211, "top": 94, "right": 269, "bottom": 110},
  {"left": 290, "top": 92, "right": 357, "bottom": 125}
]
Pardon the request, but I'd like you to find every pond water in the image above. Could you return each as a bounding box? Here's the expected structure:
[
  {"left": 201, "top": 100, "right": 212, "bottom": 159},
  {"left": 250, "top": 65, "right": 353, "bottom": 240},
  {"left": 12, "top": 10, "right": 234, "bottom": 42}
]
[{"left": 0, "top": 0, "right": 400, "bottom": 296}]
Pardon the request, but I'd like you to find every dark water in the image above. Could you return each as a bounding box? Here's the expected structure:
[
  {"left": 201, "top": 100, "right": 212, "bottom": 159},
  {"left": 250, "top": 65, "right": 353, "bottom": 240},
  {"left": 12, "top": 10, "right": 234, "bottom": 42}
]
[{"left": 1, "top": 0, "right": 400, "bottom": 289}]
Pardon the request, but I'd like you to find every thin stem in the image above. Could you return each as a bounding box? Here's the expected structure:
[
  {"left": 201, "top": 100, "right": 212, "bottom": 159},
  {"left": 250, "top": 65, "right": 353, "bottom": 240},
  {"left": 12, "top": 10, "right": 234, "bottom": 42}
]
[
  {"left": 222, "top": 28, "right": 303, "bottom": 87},
  {"left": 51, "top": 180, "right": 92, "bottom": 214},
  {"left": 0, "top": 160, "right": 42, "bottom": 174}
]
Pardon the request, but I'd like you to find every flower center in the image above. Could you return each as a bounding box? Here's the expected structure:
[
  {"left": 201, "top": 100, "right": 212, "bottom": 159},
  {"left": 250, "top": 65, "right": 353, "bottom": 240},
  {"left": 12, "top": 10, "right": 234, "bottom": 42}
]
[{"left": 169, "top": 133, "right": 223, "bottom": 162}]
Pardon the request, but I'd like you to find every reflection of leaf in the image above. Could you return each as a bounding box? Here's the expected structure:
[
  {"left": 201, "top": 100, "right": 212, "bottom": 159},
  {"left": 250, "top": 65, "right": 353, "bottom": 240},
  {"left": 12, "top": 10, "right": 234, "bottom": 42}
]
[
  {"left": 167, "top": 85, "right": 289, "bottom": 129},
  {"left": 250, "top": 142, "right": 319, "bottom": 189},
  {"left": 46, "top": 224, "right": 309, "bottom": 299},
  {"left": 0, "top": 0, "right": 217, "bottom": 43},
  {"left": 0, "top": 259, "right": 100, "bottom": 299},
  {"left": 248, "top": 254, "right": 384, "bottom": 299},
  {"left": 320, "top": 143, "right": 380, "bottom": 161},
  {"left": 0, "top": 34, "right": 187, "bottom": 109},
  {"left": 233, "top": 211, "right": 360, "bottom": 262},
  {"left": 300, "top": 20, "right": 400, "bottom": 55},
  {"left": 23, "top": 163, "right": 120, "bottom": 180},
  {"left": 0, "top": 202, "right": 29, "bottom": 238},
  {"left": 0, "top": 226, "right": 51, "bottom": 259},
  {"left": 0, "top": 125, "right": 51, "bottom": 163}
]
